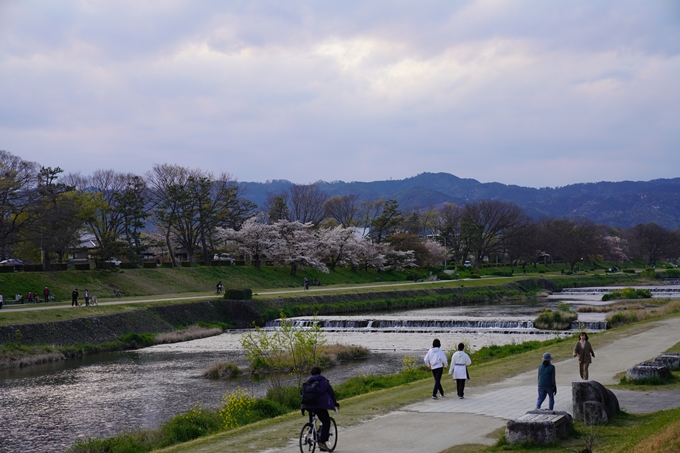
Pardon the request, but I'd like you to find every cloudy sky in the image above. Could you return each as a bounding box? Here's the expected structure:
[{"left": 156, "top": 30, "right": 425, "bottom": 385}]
[{"left": 1, "top": 1, "right": 678, "bottom": 187}]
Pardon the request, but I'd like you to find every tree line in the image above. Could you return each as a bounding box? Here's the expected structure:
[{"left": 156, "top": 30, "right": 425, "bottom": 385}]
[{"left": 1, "top": 150, "right": 678, "bottom": 272}]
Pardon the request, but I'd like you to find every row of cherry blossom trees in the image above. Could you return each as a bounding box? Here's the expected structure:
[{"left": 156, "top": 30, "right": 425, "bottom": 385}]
[{"left": 217, "top": 216, "right": 417, "bottom": 276}]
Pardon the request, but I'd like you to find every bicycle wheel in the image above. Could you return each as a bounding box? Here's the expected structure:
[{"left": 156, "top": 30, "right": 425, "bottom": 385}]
[
  {"left": 326, "top": 417, "right": 338, "bottom": 452},
  {"left": 299, "top": 422, "right": 316, "bottom": 453}
]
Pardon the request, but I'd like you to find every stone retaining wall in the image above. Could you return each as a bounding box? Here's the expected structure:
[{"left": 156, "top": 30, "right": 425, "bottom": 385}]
[{"left": 0, "top": 300, "right": 260, "bottom": 346}]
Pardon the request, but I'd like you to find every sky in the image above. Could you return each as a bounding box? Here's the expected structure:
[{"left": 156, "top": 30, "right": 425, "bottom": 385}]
[{"left": 1, "top": 1, "right": 679, "bottom": 188}]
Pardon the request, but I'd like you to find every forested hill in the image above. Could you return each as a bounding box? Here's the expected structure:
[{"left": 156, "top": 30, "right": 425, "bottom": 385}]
[{"left": 240, "top": 173, "right": 680, "bottom": 229}]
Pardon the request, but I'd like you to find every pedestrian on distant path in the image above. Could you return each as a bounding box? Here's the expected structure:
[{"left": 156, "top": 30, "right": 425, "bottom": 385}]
[
  {"left": 71, "top": 288, "right": 79, "bottom": 307},
  {"left": 43, "top": 286, "right": 50, "bottom": 303},
  {"left": 424, "top": 338, "right": 448, "bottom": 399},
  {"left": 536, "top": 352, "right": 557, "bottom": 410},
  {"left": 84, "top": 289, "right": 90, "bottom": 306},
  {"left": 573, "top": 332, "right": 595, "bottom": 379},
  {"left": 304, "top": 277, "right": 309, "bottom": 291},
  {"left": 449, "top": 342, "right": 472, "bottom": 399},
  {"left": 216, "top": 281, "right": 223, "bottom": 295}
]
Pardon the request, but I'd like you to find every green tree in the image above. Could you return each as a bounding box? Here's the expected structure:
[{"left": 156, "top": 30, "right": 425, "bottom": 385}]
[
  {"left": 369, "top": 199, "right": 402, "bottom": 244},
  {"left": 31, "top": 167, "right": 85, "bottom": 269},
  {"left": 77, "top": 170, "right": 148, "bottom": 266},
  {"left": 266, "top": 194, "right": 290, "bottom": 223},
  {"left": 113, "top": 176, "right": 148, "bottom": 264},
  {"left": 0, "top": 151, "right": 40, "bottom": 259}
]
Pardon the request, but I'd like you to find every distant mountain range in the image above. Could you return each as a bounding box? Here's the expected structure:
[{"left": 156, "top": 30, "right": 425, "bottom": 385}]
[{"left": 240, "top": 172, "right": 680, "bottom": 229}]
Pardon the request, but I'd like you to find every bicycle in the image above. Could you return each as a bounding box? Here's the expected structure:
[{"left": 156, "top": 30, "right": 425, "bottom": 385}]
[{"left": 299, "top": 410, "right": 337, "bottom": 453}]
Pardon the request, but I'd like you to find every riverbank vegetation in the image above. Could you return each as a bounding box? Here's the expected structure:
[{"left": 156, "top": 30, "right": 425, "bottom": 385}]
[
  {"left": 533, "top": 303, "right": 578, "bottom": 330},
  {"left": 0, "top": 324, "right": 223, "bottom": 369},
  {"left": 606, "top": 300, "right": 680, "bottom": 328},
  {"left": 602, "top": 287, "right": 653, "bottom": 301}
]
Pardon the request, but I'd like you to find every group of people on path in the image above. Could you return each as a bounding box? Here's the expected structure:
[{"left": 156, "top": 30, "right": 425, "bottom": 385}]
[
  {"left": 303, "top": 277, "right": 321, "bottom": 290},
  {"left": 423, "top": 332, "right": 596, "bottom": 411},
  {"left": 424, "top": 339, "right": 473, "bottom": 400},
  {"left": 71, "top": 288, "right": 96, "bottom": 306}
]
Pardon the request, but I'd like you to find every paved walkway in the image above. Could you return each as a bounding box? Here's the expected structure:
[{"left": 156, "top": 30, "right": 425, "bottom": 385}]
[{"left": 271, "top": 316, "right": 680, "bottom": 453}]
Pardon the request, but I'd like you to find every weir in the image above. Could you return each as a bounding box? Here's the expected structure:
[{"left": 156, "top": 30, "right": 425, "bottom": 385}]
[
  {"left": 266, "top": 318, "right": 608, "bottom": 332},
  {"left": 560, "top": 286, "right": 680, "bottom": 297}
]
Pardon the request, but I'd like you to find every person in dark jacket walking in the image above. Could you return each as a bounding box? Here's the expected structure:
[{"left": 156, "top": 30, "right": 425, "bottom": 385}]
[
  {"left": 536, "top": 352, "right": 557, "bottom": 410},
  {"left": 301, "top": 367, "right": 339, "bottom": 451}
]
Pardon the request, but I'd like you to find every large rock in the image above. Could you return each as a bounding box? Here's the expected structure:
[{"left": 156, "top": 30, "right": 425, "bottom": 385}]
[
  {"left": 525, "top": 410, "right": 573, "bottom": 438},
  {"left": 583, "top": 401, "right": 611, "bottom": 425},
  {"left": 572, "top": 381, "right": 619, "bottom": 422},
  {"left": 654, "top": 354, "right": 680, "bottom": 370},
  {"left": 626, "top": 362, "right": 671, "bottom": 381},
  {"left": 506, "top": 411, "right": 572, "bottom": 444}
]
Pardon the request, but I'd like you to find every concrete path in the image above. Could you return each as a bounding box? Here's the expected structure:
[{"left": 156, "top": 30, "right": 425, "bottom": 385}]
[{"left": 270, "top": 316, "right": 680, "bottom": 453}]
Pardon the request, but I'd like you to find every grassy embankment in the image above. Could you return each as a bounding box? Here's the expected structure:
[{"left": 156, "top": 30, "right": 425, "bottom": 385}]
[
  {"left": 0, "top": 264, "right": 645, "bottom": 327},
  {"left": 0, "top": 259, "right": 656, "bottom": 308}
]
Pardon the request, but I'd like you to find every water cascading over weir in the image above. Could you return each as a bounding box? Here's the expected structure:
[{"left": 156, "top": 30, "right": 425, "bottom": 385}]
[{"left": 265, "top": 317, "right": 608, "bottom": 333}]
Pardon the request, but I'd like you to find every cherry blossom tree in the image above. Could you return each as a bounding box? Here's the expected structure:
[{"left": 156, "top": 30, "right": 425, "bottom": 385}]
[
  {"left": 268, "top": 220, "right": 328, "bottom": 276},
  {"left": 354, "top": 239, "right": 387, "bottom": 271},
  {"left": 217, "top": 215, "right": 279, "bottom": 268},
  {"left": 423, "top": 240, "right": 448, "bottom": 267},
  {"left": 319, "top": 226, "right": 363, "bottom": 270},
  {"left": 382, "top": 245, "right": 417, "bottom": 271},
  {"left": 602, "top": 235, "right": 629, "bottom": 264}
]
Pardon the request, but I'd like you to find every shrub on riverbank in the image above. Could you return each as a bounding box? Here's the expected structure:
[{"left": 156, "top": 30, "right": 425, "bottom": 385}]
[
  {"left": 602, "top": 287, "right": 653, "bottom": 301},
  {"left": 204, "top": 362, "right": 241, "bottom": 379},
  {"left": 607, "top": 300, "right": 680, "bottom": 328},
  {"left": 534, "top": 304, "right": 578, "bottom": 330}
]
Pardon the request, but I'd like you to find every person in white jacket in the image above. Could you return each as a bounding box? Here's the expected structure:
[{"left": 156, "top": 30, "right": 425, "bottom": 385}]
[
  {"left": 424, "top": 338, "right": 448, "bottom": 399},
  {"left": 449, "top": 342, "right": 472, "bottom": 399}
]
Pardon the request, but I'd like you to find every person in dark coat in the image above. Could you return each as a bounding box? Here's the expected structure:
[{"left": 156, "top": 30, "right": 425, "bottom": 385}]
[
  {"left": 536, "top": 352, "right": 557, "bottom": 410},
  {"left": 301, "top": 367, "right": 339, "bottom": 451}
]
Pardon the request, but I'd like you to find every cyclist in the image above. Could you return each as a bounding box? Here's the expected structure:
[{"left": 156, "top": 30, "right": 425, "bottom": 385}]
[{"left": 301, "top": 367, "right": 339, "bottom": 452}]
